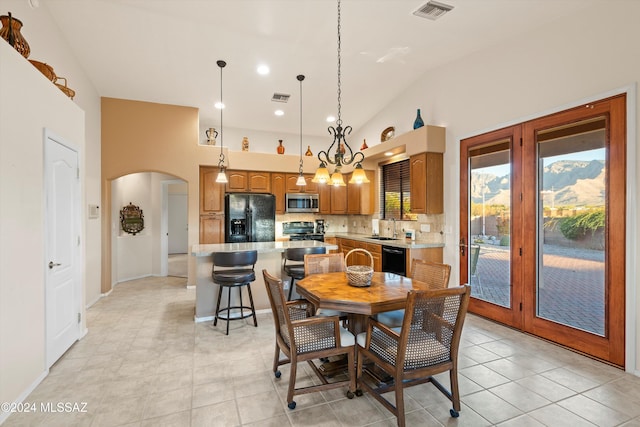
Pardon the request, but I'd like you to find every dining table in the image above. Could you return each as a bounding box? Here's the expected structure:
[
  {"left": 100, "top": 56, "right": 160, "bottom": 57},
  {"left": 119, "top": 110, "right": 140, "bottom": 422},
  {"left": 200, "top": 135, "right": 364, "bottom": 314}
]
[{"left": 296, "top": 271, "right": 432, "bottom": 335}]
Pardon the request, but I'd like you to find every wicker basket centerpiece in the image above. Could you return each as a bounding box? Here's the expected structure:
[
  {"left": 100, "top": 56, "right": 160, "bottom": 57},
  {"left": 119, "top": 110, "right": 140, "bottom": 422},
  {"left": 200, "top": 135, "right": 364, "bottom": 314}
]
[{"left": 345, "top": 248, "right": 374, "bottom": 287}]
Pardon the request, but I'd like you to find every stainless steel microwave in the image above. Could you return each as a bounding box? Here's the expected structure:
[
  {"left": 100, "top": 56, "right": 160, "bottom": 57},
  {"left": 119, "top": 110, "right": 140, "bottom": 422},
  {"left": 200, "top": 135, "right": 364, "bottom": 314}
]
[{"left": 285, "top": 193, "right": 319, "bottom": 213}]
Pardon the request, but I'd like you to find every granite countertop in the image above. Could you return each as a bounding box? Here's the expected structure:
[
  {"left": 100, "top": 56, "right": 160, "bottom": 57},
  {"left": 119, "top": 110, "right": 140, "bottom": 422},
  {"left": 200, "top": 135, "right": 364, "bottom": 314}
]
[
  {"left": 326, "top": 233, "right": 445, "bottom": 249},
  {"left": 191, "top": 240, "right": 337, "bottom": 257}
]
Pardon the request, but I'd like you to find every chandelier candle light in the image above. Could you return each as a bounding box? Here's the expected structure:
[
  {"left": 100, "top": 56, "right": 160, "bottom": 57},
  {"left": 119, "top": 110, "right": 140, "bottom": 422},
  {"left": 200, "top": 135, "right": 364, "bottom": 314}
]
[
  {"left": 296, "top": 74, "right": 306, "bottom": 186},
  {"left": 215, "top": 60, "right": 228, "bottom": 183},
  {"left": 312, "top": 0, "right": 369, "bottom": 187}
]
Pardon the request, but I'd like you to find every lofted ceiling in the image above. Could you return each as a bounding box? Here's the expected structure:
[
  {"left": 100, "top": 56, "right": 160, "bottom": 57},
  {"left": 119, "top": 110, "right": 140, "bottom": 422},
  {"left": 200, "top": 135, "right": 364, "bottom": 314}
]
[{"left": 42, "top": 0, "right": 607, "bottom": 137}]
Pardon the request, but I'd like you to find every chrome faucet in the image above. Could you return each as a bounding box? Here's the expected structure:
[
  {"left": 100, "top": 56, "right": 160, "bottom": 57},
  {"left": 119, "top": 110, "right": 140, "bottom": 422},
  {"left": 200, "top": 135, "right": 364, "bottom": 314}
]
[{"left": 391, "top": 218, "right": 398, "bottom": 239}]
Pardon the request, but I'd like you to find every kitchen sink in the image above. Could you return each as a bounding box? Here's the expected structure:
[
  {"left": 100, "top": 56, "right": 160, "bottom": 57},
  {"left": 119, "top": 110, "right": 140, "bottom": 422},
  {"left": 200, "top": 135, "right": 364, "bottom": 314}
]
[{"left": 369, "top": 236, "right": 398, "bottom": 241}]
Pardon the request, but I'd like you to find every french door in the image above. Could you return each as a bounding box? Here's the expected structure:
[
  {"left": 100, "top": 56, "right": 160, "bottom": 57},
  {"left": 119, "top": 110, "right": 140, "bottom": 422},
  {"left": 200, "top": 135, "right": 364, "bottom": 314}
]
[{"left": 460, "top": 95, "right": 626, "bottom": 366}]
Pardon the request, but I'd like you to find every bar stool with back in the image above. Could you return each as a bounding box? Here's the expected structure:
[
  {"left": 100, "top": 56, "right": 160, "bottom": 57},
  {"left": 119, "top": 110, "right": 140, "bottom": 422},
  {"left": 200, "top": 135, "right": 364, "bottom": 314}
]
[
  {"left": 283, "top": 246, "right": 327, "bottom": 300},
  {"left": 212, "top": 250, "right": 258, "bottom": 335}
]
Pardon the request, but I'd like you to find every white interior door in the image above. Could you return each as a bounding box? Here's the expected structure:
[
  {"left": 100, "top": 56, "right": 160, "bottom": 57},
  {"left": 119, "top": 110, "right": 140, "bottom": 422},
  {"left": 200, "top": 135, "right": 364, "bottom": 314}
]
[
  {"left": 45, "top": 132, "right": 81, "bottom": 368},
  {"left": 168, "top": 193, "right": 188, "bottom": 254}
]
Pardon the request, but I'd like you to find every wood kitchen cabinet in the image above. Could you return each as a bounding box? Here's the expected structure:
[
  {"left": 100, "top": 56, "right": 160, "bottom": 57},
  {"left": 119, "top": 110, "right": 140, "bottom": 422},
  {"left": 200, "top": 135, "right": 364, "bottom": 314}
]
[
  {"left": 346, "top": 170, "right": 375, "bottom": 214},
  {"left": 200, "top": 166, "right": 224, "bottom": 214},
  {"left": 227, "top": 170, "right": 271, "bottom": 193},
  {"left": 330, "top": 184, "right": 347, "bottom": 214},
  {"left": 324, "top": 236, "right": 339, "bottom": 253},
  {"left": 410, "top": 152, "right": 443, "bottom": 214},
  {"left": 271, "top": 173, "right": 286, "bottom": 214},
  {"left": 199, "top": 215, "right": 224, "bottom": 244},
  {"left": 285, "top": 173, "right": 317, "bottom": 193},
  {"left": 405, "top": 247, "right": 443, "bottom": 277},
  {"left": 318, "top": 182, "right": 331, "bottom": 214},
  {"left": 199, "top": 166, "right": 225, "bottom": 243}
]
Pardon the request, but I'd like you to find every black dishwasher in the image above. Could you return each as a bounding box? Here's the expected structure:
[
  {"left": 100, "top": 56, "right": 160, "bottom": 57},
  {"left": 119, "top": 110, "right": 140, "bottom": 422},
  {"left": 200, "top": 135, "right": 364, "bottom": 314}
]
[{"left": 381, "top": 246, "right": 406, "bottom": 276}]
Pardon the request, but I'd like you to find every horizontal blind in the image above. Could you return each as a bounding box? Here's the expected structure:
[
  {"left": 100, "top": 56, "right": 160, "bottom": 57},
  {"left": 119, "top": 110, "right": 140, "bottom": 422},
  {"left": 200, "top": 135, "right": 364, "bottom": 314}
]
[{"left": 380, "top": 159, "right": 410, "bottom": 219}]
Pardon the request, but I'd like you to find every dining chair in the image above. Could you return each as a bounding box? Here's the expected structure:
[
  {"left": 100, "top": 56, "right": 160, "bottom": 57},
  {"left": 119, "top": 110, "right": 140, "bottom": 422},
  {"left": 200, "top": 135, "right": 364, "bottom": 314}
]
[
  {"left": 283, "top": 246, "right": 327, "bottom": 300},
  {"left": 375, "top": 259, "right": 452, "bottom": 328},
  {"left": 356, "top": 285, "right": 471, "bottom": 427},
  {"left": 262, "top": 269, "right": 356, "bottom": 410},
  {"left": 303, "top": 252, "right": 347, "bottom": 319},
  {"left": 303, "top": 252, "right": 346, "bottom": 275}
]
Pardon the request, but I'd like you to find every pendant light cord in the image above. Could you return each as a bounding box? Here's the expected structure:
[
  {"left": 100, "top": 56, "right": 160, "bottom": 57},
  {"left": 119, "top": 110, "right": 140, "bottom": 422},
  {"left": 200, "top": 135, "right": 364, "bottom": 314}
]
[{"left": 297, "top": 74, "right": 305, "bottom": 174}]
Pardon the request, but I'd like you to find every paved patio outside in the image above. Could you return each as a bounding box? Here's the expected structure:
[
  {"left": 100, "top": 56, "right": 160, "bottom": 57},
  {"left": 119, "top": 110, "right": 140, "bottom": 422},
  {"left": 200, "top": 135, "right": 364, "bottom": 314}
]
[{"left": 469, "top": 243, "right": 605, "bottom": 335}]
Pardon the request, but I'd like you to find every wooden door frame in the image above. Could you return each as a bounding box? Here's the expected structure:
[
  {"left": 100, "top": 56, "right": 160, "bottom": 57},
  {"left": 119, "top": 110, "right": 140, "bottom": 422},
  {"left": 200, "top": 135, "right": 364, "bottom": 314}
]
[
  {"left": 521, "top": 94, "right": 626, "bottom": 367},
  {"left": 460, "top": 125, "right": 523, "bottom": 329}
]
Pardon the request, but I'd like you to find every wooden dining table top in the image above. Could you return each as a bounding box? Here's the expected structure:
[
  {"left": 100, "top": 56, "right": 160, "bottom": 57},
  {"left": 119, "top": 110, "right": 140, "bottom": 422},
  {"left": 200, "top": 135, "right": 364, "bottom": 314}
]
[{"left": 296, "top": 271, "right": 431, "bottom": 315}]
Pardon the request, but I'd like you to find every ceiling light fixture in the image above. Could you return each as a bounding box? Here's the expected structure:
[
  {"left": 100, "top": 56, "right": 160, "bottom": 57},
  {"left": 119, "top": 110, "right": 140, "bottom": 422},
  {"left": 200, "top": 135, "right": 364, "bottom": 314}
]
[
  {"left": 313, "top": 0, "right": 368, "bottom": 186},
  {"left": 257, "top": 64, "right": 270, "bottom": 75},
  {"left": 215, "top": 60, "right": 228, "bottom": 184},
  {"left": 274, "top": 109, "right": 284, "bottom": 116},
  {"left": 296, "top": 74, "right": 307, "bottom": 187}
]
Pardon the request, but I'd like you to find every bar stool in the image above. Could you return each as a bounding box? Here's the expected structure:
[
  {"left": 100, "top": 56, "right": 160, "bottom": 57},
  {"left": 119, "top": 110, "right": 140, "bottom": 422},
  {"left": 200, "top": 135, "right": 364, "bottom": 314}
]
[
  {"left": 212, "top": 250, "right": 258, "bottom": 335},
  {"left": 283, "top": 246, "right": 326, "bottom": 300}
]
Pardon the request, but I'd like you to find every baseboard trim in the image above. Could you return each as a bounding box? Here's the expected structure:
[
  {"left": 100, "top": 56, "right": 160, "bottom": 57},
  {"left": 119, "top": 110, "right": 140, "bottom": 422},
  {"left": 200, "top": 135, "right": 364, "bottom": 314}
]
[{"left": 0, "top": 369, "right": 49, "bottom": 424}]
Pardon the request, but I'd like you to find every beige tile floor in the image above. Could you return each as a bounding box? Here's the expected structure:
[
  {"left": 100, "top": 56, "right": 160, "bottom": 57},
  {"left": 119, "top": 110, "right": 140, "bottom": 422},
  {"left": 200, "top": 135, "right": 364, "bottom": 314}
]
[{"left": 4, "top": 275, "right": 640, "bottom": 427}]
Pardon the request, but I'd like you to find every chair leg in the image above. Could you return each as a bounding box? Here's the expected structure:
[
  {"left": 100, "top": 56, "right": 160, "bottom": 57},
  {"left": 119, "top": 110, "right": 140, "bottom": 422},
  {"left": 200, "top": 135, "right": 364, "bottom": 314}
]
[
  {"left": 272, "top": 343, "right": 281, "bottom": 376},
  {"left": 287, "top": 355, "right": 298, "bottom": 408},
  {"left": 288, "top": 277, "right": 295, "bottom": 301},
  {"left": 225, "top": 286, "right": 232, "bottom": 335},
  {"left": 213, "top": 285, "right": 223, "bottom": 327},
  {"left": 246, "top": 283, "right": 258, "bottom": 327},
  {"left": 238, "top": 284, "right": 245, "bottom": 321},
  {"left": 449, "top": 367, "right": 461, "bottom": 415},
  {"left": 395, "top": 377, "right": 406, "bottom": 427}
]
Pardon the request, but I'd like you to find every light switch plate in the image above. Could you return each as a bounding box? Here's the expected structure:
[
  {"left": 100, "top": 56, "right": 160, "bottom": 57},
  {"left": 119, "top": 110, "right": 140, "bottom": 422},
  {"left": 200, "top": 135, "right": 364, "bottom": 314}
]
[{"left": 420, "top": 224, "right": 430, "bottom": 232}]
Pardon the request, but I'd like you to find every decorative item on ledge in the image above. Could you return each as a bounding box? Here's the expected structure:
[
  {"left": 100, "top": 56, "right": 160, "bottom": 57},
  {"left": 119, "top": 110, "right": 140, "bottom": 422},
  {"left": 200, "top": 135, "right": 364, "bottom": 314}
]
[
  {"left": 120, "top": 203, "right": 144, "bottom": 235},
  {"left": 360, "top": 139, "right": 368, "bottom": 150},
  {"left": 0, "top": 13, "right": 30, "bottom": 58},
  {"left": 305, "top": 145, "right": 313, "bottom": 156},
  {"left": 205, "top": 128, "right": 218, "bottom": 145},
  {"left": 242, "top": 136, "right": 249, "bottom": 151},
  {"left": 29, "top": 60, "right": 56, "bottom": 82},
  {"left": 413, "top": 108, "right": 424, "bottom": 129},
  {"left": 277, "top": 139, "right": 285, "bottom": 154},
  {"left": 381, "top": 126, "right": 395, "bottom": 142},
  {"left": 54, "top": 77, "right": 75, "bottom": 100}
]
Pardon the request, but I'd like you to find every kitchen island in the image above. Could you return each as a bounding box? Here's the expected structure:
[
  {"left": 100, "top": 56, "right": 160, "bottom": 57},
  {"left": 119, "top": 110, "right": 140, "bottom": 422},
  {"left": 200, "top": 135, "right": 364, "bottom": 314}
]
[{"left": 191, "top": 240, "right": 338, "bottom": 322}]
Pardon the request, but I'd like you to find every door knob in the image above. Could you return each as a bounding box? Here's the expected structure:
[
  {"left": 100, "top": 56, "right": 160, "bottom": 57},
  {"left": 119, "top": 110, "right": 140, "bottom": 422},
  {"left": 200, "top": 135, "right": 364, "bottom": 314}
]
[{"left": 48, "top": 261, "right": 61, "bottom": 269}]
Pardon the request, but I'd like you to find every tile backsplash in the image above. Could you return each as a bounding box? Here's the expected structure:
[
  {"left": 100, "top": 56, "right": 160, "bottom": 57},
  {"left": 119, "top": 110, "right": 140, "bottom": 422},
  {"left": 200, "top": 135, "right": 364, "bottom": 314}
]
[{"left": 276, "top": 213, "right": 445, "bottom": 243}]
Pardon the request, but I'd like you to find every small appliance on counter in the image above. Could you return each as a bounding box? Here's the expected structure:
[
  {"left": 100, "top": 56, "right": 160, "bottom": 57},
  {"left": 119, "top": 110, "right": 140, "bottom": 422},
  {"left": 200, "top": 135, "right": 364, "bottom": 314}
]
[
  {"left": 224, "top": 193, "right": 276, "bottom": 243},
  {"left": 315, "top": 219, "right": 326, "bottom": 234},
  {"left": 282, "top": 221, "right": 325, "bottom": 241}
]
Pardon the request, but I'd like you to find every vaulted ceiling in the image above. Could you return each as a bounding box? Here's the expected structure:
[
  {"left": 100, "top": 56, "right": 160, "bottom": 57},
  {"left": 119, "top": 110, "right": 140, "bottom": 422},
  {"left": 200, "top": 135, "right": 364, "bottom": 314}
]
[{"left": 44, "top": 0, "right": 608, "bottom": 137}]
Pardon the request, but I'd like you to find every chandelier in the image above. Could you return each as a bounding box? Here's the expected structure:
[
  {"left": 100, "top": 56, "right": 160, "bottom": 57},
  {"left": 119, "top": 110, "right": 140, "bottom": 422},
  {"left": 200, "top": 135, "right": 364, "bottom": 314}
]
[{"left": 312, "top": 0, "right": 369, "bottom": 186}]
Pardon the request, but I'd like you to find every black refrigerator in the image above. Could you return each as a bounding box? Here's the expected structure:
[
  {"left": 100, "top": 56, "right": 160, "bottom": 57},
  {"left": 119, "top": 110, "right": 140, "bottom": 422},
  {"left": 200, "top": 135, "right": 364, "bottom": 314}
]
[{"left": 224, "top": 193, "right": 276, "bottom": 243}]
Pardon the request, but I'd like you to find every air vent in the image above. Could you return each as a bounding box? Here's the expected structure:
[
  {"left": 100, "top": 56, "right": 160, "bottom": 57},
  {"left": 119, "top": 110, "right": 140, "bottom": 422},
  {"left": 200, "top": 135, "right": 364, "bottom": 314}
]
[
  {"left": 413, "top": 0, "right": 454, "bottom": 20},
  {"left": 272, "top": 93, "right": 290, "bottom": 103}
]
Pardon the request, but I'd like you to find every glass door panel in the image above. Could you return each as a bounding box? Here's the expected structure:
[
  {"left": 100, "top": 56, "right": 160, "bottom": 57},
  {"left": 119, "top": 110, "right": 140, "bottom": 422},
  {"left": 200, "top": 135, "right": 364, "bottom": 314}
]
[
  {"left": 469, "top": 145, "right": 511, "bottom": 307},
  {"left": 537, "top": 118, "right": 606, "bottom": 335}
]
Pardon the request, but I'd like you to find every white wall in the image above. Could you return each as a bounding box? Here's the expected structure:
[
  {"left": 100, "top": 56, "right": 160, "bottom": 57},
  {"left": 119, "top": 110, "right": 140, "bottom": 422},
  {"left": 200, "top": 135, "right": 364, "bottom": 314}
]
[
  {"left": 0, "top": 41, "right": 85, "bottom": 417},
  {"left": 4, "top": 0, "right": 103, "bottom": 307},
  {"left": 352, "top": 3, "right": 640, "bottom": 373}
]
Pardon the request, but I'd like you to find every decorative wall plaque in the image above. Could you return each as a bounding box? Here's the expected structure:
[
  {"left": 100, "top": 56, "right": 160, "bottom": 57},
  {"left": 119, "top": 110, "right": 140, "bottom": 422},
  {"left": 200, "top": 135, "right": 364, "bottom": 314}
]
[{"left": 120, "top": 203, "right": 144, "bottom": 235}]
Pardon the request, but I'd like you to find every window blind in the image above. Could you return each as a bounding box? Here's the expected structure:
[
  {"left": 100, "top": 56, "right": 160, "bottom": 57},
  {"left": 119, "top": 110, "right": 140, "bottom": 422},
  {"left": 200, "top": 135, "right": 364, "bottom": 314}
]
[{"left": 381, "top": 159, "right": 410, "bottom": 219}]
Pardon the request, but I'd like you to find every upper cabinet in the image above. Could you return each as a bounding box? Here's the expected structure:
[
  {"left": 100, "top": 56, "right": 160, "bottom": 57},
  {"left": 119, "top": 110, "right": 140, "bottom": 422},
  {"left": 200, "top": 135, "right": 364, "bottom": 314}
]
[
  {"left": 410, "top": 152, "right": 443, "bottom": 214},
  {"left": 226, "top": 170, "right": 271, "bottom": 193},
  {"left": 200, "top": 166, "right": 224, "bottom": 214},
  {"left": 346, "top": 170, "right": 375, "bottom": 215},
  {"left": 285, "top": 173, "right": 317, "bottom": 193},
  {"left": 271, "top": 173, "right": 286, "bottom": 214}
]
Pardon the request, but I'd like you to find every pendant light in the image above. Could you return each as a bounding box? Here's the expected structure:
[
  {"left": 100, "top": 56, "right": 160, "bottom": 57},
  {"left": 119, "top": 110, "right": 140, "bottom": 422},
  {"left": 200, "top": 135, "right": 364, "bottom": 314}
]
[
  {"left": 295, "top": 74, "right": 307, "bottom": 186},
  {"left": 312, "top": 0, "right": 368, "bottom": 186},
  {"left": 215, "top": 60, "right": 228, "bottom": 184}
]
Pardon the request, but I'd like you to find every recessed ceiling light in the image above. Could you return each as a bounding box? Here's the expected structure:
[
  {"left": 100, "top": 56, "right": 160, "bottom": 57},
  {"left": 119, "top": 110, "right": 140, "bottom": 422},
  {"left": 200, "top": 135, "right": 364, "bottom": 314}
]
[
  {"left": 384, "top": 152, "right": 394, "bottom": 156},
  {"left": 326, "top": 115, "right": 336, "bottom": 122},
  {"left": 257, "top": 64, "right": 270, "bottom": 75},
  {"left": 275, "top": 110, "right": 284, "bottom": 116},
  {"left": 214, "top": 102, "right": 225, "bottom": 109}
]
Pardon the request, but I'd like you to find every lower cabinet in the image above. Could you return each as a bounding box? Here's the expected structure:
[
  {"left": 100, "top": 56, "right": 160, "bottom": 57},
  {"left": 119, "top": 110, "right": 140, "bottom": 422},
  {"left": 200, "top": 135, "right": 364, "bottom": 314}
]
[
  {"left": 200, "top": 215, "right": 224, "bottom": 244},
  {"left": 324, "top": 237, "right": 339, "bottom": 253}
]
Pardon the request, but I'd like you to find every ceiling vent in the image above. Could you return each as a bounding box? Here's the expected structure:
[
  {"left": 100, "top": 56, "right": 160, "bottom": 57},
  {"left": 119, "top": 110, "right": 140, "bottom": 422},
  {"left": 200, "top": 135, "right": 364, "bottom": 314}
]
[
  {"left": 413, "top": 0, "right": 454, "bottom": 21},
  {"left": 272, "top": 93, "right": 290, "bottom": 103}
]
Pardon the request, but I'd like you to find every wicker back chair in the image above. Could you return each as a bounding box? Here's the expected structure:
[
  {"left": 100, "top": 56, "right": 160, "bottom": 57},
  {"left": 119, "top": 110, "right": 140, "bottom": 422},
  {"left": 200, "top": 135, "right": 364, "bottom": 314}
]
[
  {"left": 411, "top": 259, "right": 451, "bottom": 289},
  {"left": 356, "top": 285, "right": 471, "bottom": 427},
  {"left": 376, "top": 259, "right": 452, "bottom": 328},
  {"left": 304, "top": 252, "right": 345, "bottom": 275},
  {"left": 262, "top": 269, "right": 356, "bottom": 410}
]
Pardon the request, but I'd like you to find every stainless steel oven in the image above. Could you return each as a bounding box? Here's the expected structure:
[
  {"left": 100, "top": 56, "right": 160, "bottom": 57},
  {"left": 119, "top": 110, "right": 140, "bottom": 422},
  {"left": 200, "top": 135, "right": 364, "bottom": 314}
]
[
  {"left": 382, "top": 245, "right": 406, "bottom": 276},
  {"left": 285, "top": 193, "right": 319, "bottom": 213}
]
